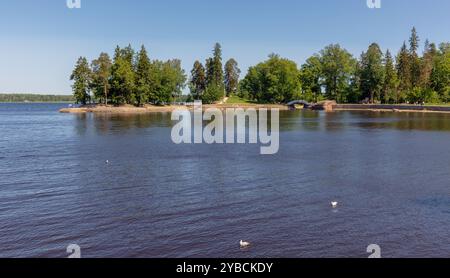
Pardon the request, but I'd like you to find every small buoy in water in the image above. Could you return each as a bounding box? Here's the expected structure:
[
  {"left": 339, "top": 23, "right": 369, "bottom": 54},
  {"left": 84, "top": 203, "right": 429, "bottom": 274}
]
[
  {"left": 331, "top": 201, "right": 338, "bottom": 208},
  {"left": 240, "top": 240, "right": 251, "bottom": 248},
  {"left": 105, "top": 160, "right": 109, "bottom": 164}
]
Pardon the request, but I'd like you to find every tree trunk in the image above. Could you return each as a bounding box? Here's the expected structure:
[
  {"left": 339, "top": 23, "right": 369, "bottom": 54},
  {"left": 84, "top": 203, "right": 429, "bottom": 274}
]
[{"left": 104, "top": 82, "right": 108, "bottom": 106}]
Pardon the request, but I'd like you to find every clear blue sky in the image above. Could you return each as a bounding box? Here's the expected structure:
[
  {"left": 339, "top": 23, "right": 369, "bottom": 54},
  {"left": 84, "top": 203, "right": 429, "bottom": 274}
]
[{"left": 0, "top": 0, "right": 449, "bottom": 94}]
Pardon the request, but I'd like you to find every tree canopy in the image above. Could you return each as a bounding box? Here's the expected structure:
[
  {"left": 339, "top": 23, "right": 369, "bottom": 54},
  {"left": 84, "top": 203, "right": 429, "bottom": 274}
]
[
  {"left": 71, "top": 29, "right": 450, "bottom": 106},
  {"left": 70, "top": 57, "right": 92, "bottom": 105},
  {"left": 240, "top": 54, "right": 301, "bottom": 103},
  {"left": 71, "top": 44, "right": 186, "bottom": 105}
]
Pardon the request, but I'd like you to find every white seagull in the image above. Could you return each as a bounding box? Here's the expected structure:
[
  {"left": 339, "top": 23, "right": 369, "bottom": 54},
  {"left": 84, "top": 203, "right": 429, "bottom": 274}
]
[
  {"left": 240, "top": 240, "right": 251, "bottom": 248},
  {"left": 331, "top": 201, "right": 339, "bottom": 208}
]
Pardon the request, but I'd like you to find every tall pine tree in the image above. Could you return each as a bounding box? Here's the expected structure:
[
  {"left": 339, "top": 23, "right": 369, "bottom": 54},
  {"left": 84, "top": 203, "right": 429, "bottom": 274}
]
[{"left": 91, "top": 53, "right": 112, "bottom": 105}]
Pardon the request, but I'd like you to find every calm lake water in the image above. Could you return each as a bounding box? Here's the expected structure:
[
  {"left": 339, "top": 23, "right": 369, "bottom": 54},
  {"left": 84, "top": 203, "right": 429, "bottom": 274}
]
[{"left": 0, "top": 103, "right": 449, "bottom": 258}]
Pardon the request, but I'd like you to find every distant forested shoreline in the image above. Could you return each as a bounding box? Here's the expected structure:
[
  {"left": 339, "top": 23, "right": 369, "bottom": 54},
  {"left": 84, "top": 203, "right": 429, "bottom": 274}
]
[{"left": 0, "top": 94, "right": 74, "bottom": 103}]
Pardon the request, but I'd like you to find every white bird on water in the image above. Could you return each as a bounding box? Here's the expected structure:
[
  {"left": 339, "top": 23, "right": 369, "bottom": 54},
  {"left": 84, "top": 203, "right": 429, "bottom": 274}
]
[
  {"left": 331, "top": 201, "right": 339, "bottom": 208},
  {"left": 105, "top": 160, "right": 109, "bottom": 164},
  {"left": 240, "top": 240, "right": 251, "bottom": 248}
]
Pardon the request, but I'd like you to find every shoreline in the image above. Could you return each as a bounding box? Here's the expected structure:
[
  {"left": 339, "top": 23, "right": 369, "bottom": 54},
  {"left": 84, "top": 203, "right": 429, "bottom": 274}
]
[
  {"left": 59, "top": 103, "right": 450, "bottom": 114},
  {"left": 59, "top": 104, "right": 289, "bottom": 114},
  {"left": 333, "top": 104, "right": 450, "bottom": 114}
]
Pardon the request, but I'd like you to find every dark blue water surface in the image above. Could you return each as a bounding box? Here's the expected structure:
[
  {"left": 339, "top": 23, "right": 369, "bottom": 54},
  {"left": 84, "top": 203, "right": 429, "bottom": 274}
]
[{"left": 0, "top": 103, "right": 449, "bottom": 258}]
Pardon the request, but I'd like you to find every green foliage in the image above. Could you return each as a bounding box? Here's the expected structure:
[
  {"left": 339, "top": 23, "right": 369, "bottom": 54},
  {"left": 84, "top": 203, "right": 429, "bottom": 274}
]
[
  {"left": 224, "top": 58, "right": 240, "bottom": 96},
  {"left": 382, "top": 50, "right": 399, "bottom": 104},
  {"left": 396, "top": 42, "right": 412, "bottom": 93},
  {"left": 300, "top": 55, "right": 322, "bottom": 102},
  {"left": 319, "top": 44, "right": 356, "bottom": 103},
  {"left": 293, "top": 27, "right": 450, "bottom": 105},
  {"left": 430, "top": 51, "right": 450, "bottom": 98},
  {"left": 359, "top": 43, "right": 385, "bottom": 103},
  {"left": 71, "top": 44, "right": 187, "bottom": 106},
  {"left": 202, "top": 84, "right": 224, "bottom": 104},
  {"left": 240, "top": 54, "right": 301, "bottom": 103},
  {"left": 70, "top": 57, "right": 92, "bottom": 105},
  {"left": 91, "top": 52, "right": 112, "bottom": 105},
  {"left": 226, "top": 95, "right": 253, "bottom": 104},
  {"left": 409, "top": 28, "right": 422, "bottom": 88},
  {"left": 190, "top": 43, "right": 228, "bottom": 103},
  {"left": 151, "top": 59, "right": 187, "bottom": 104},
  {"left": 201, "top": 43, "right": 225, "bottom": 103},
  {"left": 69, "top": 31, "right": 450, "bottom": 107},
  {"left": 110, "top": 47, "right": 136, "bottom": 105},
  {"left": 135, "top": 45, "right": 153, "bottom": 105},
  {"left": 0, "top": 94, "right": 74, "bottom": 103},
  {"left": 189, "top": 61, "right": 206, "bottom": 99},
  {"left": 210, "top": 43, "right": 224, "bottom": 87}
]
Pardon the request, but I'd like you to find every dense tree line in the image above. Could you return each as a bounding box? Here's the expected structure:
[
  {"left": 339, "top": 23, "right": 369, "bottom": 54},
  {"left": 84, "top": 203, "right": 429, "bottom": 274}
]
[
  {"left": 0, "top": 94, "right": 74, "bottom": 103},
  {"left": 239, "top": 54, "right": 302, "bottom": 103},
  {"left": 240, "top": 27, "right": 450, "bottom": 104},
  {"left": 72, "top": 29, "right": 450, "bottom": 105},
  {"left": 189, "top": 43, "right": 241, "bottom": 104},
  {"left": 71, "top": 44, "right": 187, "bottom": 105}
]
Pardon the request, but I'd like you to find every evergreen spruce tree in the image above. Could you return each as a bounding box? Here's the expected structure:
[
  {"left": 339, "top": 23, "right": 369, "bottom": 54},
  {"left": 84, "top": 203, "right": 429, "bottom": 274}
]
[
  {"left": 70, "top": 57, "right": 92, "bottom": 105},
  {"left": 359, "top": 43, "right": 385, "bottom": 103},
  {"left": 420, "top": 40, "right": 437, "bottom": 88},
  {"left": 224, "top": 58, "right": 241, "bottom": 96},
  {"left": 190, "top": 61, "right": 206, "bottom": 99},
  {"left": 396, "top": 42, "right": 411, "bottom": 100},
  {"left": 110, "top": 45, "right": 136, "bottom": 104},
  {"left": 135, "top": 45, "right": 152, "bottom": 106},
  {"left": 212, "top": 43, "right": 224, "bottom": 88},
  {"left": 409, "top": 27, "right": 421, "bottom": 88},
  {"left": 383, "top": 50, "right": 398, "bottom": 103}
]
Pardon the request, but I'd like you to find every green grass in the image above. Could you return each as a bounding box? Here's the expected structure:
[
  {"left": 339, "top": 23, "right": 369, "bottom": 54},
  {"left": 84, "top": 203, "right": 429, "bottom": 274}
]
[
  {"left": 424, "top": 103, "right": 450, "bottom": 106},
  {"left": 226, "top": 95, "right": 255, "bottom": 104}
]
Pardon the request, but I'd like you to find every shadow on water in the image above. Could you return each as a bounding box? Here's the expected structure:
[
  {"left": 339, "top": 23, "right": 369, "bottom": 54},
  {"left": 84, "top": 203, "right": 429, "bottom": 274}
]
[
  {"left": 73, "top": 112, "right": 174, "bottom": 135},
  {"left": 281, "top": 110, "right": 450, "bottom": 133},
  {"left": 72, "top": 110, "right": 450, "bottom": 137}
]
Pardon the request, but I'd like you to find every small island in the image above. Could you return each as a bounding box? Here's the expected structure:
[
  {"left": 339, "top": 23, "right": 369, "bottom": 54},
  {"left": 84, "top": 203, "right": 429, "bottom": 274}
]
[{"left": 63, "top": 28, "right": 450, "bottom": 115}]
